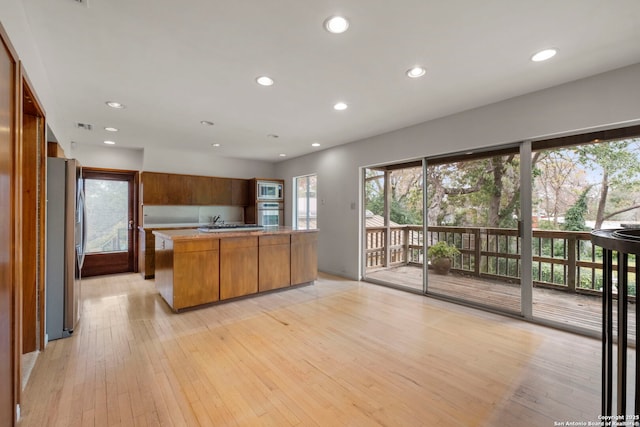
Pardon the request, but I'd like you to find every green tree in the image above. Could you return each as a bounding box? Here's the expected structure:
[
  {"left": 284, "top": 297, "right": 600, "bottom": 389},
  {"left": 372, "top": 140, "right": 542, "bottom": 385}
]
[
  {"left": 365, "top": 167, "right": 423, "bottom": 225},
  {"left": 428, "top": 154, "right": 532, "bottom": 228},
  {"left": 575, "top": 138, "right": 640, "bottom": 228},
  {"left": 562, "top": 188, "right": 590, "bottom": 231}
]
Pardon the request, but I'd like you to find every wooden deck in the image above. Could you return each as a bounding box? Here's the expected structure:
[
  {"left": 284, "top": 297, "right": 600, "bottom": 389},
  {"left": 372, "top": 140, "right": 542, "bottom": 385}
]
[{"left": 366, "top": 265, "right": 636, "bottom": 341}]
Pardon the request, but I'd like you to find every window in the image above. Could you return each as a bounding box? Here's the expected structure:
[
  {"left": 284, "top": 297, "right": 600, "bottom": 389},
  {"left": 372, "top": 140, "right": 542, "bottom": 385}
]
[
  {"left": 84, "top": 178, "right": 129, "bottom": 253},
  {"left": 294, "top": 174, "right": 317, "bottom": 229}
]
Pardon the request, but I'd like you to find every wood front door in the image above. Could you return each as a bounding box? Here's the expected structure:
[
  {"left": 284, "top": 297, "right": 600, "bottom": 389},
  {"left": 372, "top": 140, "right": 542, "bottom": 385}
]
[
  {"left": 81, "top": 169, "right": 138, "bottom": 277},
  {"left": 0, "top": 28, "right": 17, "bottom": 427}
]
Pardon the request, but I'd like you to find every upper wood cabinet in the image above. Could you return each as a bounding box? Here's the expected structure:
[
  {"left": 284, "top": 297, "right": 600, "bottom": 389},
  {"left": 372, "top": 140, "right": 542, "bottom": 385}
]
[
  {"left": 47, "top": 141, "right": 66, "bottom": 158},
  {"left": 209, "top": 177, "right": 232, "bottom": 205},
  {"left": 141, "top": 172, "right": 171, "bottom": 204},
  {"left": 141, "top": 172, "right": 249, "bottom": 206},
  {"left": 231, "top": 179, "right": 249, "bottom": 206}
]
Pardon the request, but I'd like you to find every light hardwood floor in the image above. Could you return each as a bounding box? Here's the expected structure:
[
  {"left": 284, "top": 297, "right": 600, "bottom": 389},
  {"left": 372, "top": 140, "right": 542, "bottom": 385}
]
[{"left": 19, "top": 272, "right": 610, "bottom": 426}]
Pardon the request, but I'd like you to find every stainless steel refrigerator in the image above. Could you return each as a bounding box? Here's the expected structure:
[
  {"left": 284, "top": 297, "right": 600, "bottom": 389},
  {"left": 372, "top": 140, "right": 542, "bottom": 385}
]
[{"left": 46, "top": 158, "right": 86, "bottom": 341}]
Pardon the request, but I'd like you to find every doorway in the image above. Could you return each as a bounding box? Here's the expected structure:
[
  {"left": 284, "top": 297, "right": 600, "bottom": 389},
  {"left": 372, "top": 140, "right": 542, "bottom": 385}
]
[
  {"left": 81, "top": 168, "right": 138, "bottom": 277},
  {"left": 0, "top": 25, "right": 18, "bottom": 426}
]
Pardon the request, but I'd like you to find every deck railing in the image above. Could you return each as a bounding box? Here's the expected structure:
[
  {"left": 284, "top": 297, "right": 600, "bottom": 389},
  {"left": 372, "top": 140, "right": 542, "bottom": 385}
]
[{"left": 366, "top": 225, "right": 637, "bottom": 297}]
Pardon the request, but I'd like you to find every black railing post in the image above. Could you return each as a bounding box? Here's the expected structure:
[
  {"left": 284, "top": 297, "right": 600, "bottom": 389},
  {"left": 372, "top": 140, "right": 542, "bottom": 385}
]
[
  {"left": 591, "top": 229, "right": 640, "bottom": 421},
  {"left": 618, "top": 253, "right": 629, "bottom": 416},
  {"left": 602, "top": 247, "right": 613, "bottom": 418}
]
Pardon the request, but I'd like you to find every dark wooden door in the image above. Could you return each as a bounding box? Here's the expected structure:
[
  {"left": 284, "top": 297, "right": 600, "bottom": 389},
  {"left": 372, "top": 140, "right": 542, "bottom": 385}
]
[
  {"left": 0, "top": 30, "right": 17, "bottom": 427},
  {"left": 81, "top": 169, "right": 138, "bottom": 277}
]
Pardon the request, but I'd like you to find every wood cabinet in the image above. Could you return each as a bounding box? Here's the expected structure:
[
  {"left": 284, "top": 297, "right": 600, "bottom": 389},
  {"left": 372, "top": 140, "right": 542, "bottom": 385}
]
[
  {"left": 141, "top": 172, "right": 249, "bottom": 206},
  {"left": 220, "top": 236, "right": 258, "bottom": 300},
  {"left": 142, "top": 172, "right": 192, "bottom": 205},
  {"left": 141, "top": 172, "right": 170, "bottom": 204},
  {"left": 259, "top": 234, "right": 291, "bottom": 291},
  {"left": 155, "top": 237, "right": 220, "bottom": 311},
  {"left": 190, "top": 175, "right": 212, "bottom": 205},
  {"left": 210, "top": 177, "right": 232, "bottom": 205},
  {"left": 231, "top": 179, "right": 249, "bottom": 206},
  {"left": 153, "top": 229, "right": 317, "bottom": 311},
  {"left": 47, "top": 141, "right": 66, "bottom": 158},
  {"left": 138, "top": 228, "right": 155, "bottom": 279},
  {"left": 245, "top": 178, "right": 285, "bottom": 225},
  {"left": 291, "top": 232, "right": 318, "bottom": 285}
]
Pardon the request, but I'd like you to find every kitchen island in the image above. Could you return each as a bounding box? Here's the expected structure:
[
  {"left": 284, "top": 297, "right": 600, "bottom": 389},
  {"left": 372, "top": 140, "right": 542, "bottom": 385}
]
[
  {"left": 153, "top": 227, "right": 318, "bottom": 312},
  {"left": 139, "top": 224, "right": 205, "bottom": 279}
]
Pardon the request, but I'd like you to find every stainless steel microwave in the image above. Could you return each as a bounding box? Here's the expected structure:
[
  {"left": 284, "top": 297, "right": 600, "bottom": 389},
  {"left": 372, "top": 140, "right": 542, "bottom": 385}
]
[{"left": 257, "top": 180, "right": 283, "bottom": 200}]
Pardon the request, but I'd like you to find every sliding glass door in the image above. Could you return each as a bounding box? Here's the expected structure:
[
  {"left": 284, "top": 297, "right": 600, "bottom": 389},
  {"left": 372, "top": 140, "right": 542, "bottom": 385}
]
[
  {"left": 361, "top": 125, "right": 640, "bottom": 337},
  {"left": 363, "top": 162, "right": 424, "bottom": 292},
  {"left": 425, "top": 149, "right": 523, "bottom": 313},
  {"left": 531, "top": 136, "right": 640, "bottom": 336}
]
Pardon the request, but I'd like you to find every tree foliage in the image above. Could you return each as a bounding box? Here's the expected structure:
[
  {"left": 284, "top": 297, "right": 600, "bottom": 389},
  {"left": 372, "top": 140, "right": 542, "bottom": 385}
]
[
  {"left": 366, "top": 137, "right": 640, "bottom": 231},
  {"left": 574, "top": 139, "right": 640, "bottom": 228},
  {"left": 562, "top": 188, "right": 590, "bottom": 231}
]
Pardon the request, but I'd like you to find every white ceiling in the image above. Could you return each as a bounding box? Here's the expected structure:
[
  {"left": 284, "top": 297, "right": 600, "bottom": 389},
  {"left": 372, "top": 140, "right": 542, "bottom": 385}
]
[{"left": 21, "top": 0, "right": 640, "bottom": 161}]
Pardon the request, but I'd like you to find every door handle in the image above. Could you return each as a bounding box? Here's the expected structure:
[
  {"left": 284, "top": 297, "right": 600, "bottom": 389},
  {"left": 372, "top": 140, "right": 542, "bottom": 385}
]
[{"left": 128, "top": 220, "right": 134, "bottom": 230}]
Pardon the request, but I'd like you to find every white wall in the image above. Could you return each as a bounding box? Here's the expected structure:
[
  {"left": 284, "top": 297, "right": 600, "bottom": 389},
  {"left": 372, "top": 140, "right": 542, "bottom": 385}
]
[
  {"left": 276, "top": 63, "right": 640, "bottom": 280},
  {"left": 69, "top": 143, "right": 276, "bottom": 178},
  {"left": 142, "top": 146, "right": 275, "bottom": 178},
  {"left": 70, "top": 144, "right": 144, "bottom": 171},
  {"left": 1, "top": 0, "right": 72, "bottom": 153}
]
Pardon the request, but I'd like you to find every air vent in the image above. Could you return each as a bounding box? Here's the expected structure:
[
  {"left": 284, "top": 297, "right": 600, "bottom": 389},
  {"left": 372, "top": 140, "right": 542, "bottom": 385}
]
[{"left": 75, "top": 122, "right": 93, "bottom": 131}]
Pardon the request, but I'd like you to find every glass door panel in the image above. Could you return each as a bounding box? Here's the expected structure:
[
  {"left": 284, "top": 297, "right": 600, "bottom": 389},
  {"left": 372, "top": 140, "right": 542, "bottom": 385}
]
[
  {"left": 81, "top": 169, "right": 136, "bottom": 277},
  {"left": 363, "top": 164, "right": 424, "bottom": 292},
  {"left": 531, "top": 137, "right": 640, "bottom": 338},
  {"left": 85, "top": 179, "right": 129, "bottom": 253},
  {"left": 426, "top": 153, "right": 522, "bottom": 313}
]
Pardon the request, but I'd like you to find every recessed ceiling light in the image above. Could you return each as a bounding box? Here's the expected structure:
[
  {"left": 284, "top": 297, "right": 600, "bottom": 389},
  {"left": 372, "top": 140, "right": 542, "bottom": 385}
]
[
  {"left": 312, "top": 142, "right": 321, "bottom": 147},
  {"left": 406, "top": 66, "right": 426, "bottom": 78},
  {"left": 531, "top": 48, "right": 557, "bottom": 62},
  {"left": 211, "top": 143, "right": 221, "bottom": 147},
  {"left": 324, "top": 16, "right": 349, "bottom": 34},
  {"left": 104, "top": 127, "right": 118, "bottom": 132},
  {"left": 104, "top": 140, "right": 116, "bottom": 145},
  {"left": 105, "top": 101, "right": 125, "bottom": 109},
  {"left": 256, "top": 76, "right": 274, "bottom": 86},
  {"left": 200, "top": 120, "right": 214, "bottom": 126},
  {"left": 279, "top": 153, "right": 287, "bottom": 157},
  {"left": 333, "top": 102, "right": 348, "bottom": 111}
]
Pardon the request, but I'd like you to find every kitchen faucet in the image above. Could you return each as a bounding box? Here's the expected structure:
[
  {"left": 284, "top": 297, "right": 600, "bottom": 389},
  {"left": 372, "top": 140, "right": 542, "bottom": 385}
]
[{"left": 210, "top": 215, "right": 221, "bottom": 225}]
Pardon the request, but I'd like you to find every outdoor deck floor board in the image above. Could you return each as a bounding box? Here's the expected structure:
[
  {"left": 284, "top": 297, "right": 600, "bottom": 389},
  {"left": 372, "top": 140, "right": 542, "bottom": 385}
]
[{"left": 366, "top": 265, "right": 636, "bottom": 341}]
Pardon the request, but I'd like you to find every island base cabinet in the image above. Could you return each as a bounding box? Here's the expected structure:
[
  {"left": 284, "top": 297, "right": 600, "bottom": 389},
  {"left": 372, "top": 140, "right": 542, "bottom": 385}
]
[
  {"left": 153, "top": 229, "right": 317, "bottom": 311},
  {"left": 259, "top": 235, "right": 291, "bottom": 292},
  {"left": 138, "top": 228, "right": 156, "bottom": 279},
  {"left": 155, "top": 237, "right": 175, "bottom": 308},
  {"left": 173, "top": 250, "right": 219, "bottom": 309},
  {"left": 291, "top": 232, "right": 318, "bottom": 285},
  {"left": 155, "top": 237, "right": 220, "bottom": 311},
  {"left": 220, "top": 236, "right": 258, "bottom": 300}
]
